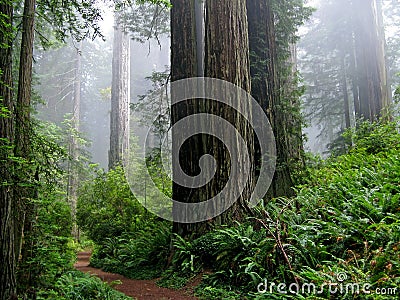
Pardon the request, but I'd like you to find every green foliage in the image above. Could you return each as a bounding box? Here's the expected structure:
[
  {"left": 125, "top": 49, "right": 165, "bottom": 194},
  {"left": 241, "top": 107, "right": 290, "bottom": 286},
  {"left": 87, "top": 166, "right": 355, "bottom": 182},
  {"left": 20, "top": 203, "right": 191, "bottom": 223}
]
[
  {"left": 117, "top": 1, "right": 170, "bottom": 42},
  {"left": 159, "top": 120, "right": 400, "bottom": 299},
  {"left": 343, "top": 119, "right": 400, "bottom": 154},
  {"left": 90, "top": 221, "right": 171, "bottom": 279},
  {"left": 16, "top": 120, "right": 75, "bottom": 295},
  {"left": 272, "top": 0, "right": 314, "bottom": 61},
  {"left": 36, "top": 0, "right": 105, "bottom": 44},
  {"left": 37, "top": 270, "right": 133, "bottom": 300},
  {"left": 77, "top": 166, "right": 145, "bottom": 243},
  {"left": 19, "top": 195, "right": 75, "bottom": 290},
  {"left": 133, "top": 69, "right": 171, "bottom": 135},
  {"left": 194, "top": 283, "right": 241, "bottom": 300}
]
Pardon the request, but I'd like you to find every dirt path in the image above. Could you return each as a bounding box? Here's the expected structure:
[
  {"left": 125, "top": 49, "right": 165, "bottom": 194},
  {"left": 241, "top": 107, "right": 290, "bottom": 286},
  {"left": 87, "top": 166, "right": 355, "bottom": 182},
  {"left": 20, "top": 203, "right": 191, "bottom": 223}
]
[{"left": 74, "top": 252, "right": 198, "bottom": 300}]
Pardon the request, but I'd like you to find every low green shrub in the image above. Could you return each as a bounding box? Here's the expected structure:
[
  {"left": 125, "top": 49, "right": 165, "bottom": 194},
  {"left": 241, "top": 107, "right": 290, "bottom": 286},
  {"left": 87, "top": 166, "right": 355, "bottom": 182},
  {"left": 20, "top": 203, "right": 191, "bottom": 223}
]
[
  {"left": 77, "top": 166, "right": 145, "bottom": 244},
  {"left": 17, "top": 193, "right": 76, "bottom": 294},
  {"left": 37, "top": 270, "right": 133, "bottom": 300},
  {"left": 90, "top": 221, "right": 172, "bottom": 279}
]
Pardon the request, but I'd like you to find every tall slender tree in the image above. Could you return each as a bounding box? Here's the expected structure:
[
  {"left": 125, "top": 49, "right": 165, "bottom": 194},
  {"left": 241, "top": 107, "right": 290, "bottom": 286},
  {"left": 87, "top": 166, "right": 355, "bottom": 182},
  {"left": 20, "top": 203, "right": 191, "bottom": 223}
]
[
  {"left": 0, "top": 0, "right": 106, "bottom": 297},
  {"left": 0, "top": 2, "right": 16, "bottom": 298},
  {"left": 109, "top": 18, "right": 130, "bottom": 170},
  {"left": 14, "top": 0, "right": 37, "bottom": 292},
  {"left": 67, "top": 42, "right": 82, "bottom": 240}
]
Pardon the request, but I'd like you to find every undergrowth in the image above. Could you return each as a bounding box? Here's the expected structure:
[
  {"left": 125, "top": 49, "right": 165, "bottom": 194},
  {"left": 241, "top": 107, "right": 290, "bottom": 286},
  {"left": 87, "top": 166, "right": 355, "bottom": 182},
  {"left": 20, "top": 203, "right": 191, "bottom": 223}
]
[
  {"left": 84, "top": 120, "right": 400, "bottom": 299},
  {"left": 166, "top": 120, "right": 400, "bottom": 299},
  {"left": 90, "top": 221, "right": 171, "bottom": 279},
  {"left": 37, "top": 271, "right": 133, "bottom": 300}
]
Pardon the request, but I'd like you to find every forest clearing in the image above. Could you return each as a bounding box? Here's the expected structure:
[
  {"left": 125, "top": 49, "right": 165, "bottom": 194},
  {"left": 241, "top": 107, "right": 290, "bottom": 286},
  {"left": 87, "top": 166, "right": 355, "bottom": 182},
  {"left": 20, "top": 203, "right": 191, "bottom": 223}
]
[{"left": 0, "top": 0, "right": 399, "bottom": 299}]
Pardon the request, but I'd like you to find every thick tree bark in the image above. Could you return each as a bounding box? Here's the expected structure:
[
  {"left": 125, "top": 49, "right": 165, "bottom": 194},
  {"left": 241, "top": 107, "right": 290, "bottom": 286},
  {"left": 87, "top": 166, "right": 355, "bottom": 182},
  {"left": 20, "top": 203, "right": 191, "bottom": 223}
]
[
  {"left": 171, "top": 0, "right": 203, "bottom": 238},
  {"left": 171, "top": 0, "right": 254, "bottom": 238},
  {"left": 67, "top": 42, "right": 82, "bottom": 240},
  {"left": 204, "top": 0, "right": 254, "bottom": 223},
  {"left": 0, "top": 2, "right": 17, "bottom": 299},
  {"left": 109, "top": 21, "right": 130, "bottom": 170}
]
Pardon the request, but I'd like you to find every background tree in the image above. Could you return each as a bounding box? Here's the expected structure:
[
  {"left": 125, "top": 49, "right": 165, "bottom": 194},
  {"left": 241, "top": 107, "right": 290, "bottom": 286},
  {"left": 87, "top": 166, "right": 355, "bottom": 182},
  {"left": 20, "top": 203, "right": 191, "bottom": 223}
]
[
  {"left": 67, "top": 42, "right": 82, "bottom": 240},
  {"left": 109, "top": 11, "right": 131, "bottom": 170},
  {"left": 109, "top": 0, "right": 170, "bottom": 170},
  {"left": 299, "top": 0, "right": 394, "bottom": 153},
  {"left": 352, "top": 0, "right": 391, "bottom": 121},
  {"left": 247, "top": 0, "right": 311, "bottom": 197}
]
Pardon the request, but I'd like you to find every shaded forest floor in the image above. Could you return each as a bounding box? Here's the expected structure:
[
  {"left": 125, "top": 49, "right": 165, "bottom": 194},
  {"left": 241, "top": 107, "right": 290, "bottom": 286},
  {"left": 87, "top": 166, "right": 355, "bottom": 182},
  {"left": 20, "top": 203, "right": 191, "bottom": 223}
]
[{"left": 74, "top": 252, "right": 198, "bottom": 300}]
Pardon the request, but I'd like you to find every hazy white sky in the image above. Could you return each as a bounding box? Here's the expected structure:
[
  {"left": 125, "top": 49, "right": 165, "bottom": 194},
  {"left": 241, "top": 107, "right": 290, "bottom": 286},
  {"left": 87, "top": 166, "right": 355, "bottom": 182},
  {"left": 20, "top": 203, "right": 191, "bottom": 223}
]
[{"left": 99, "top": 4, "right": 115, "bottom": 37}]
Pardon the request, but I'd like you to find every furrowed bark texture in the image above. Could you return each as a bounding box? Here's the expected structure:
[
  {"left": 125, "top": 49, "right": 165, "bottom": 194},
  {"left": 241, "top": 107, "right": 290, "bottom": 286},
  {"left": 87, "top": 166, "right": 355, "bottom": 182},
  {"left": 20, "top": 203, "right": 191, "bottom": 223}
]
[{"left": 172, "top": 0, "right": 254, "bottom": 237}]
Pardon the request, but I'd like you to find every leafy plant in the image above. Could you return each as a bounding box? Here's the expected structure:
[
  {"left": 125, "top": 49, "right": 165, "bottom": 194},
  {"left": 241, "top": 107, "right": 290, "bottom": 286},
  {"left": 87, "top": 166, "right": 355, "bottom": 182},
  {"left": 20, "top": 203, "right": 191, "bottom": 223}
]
[
  {"left": 90, "top": 221, "right": 172, "bottom": 280},
  {"left": 37, "top": 271, "right": 132, "bottom": 300},
  {"left": 77, "top": 166, "right": 145, "bottom": 244}
]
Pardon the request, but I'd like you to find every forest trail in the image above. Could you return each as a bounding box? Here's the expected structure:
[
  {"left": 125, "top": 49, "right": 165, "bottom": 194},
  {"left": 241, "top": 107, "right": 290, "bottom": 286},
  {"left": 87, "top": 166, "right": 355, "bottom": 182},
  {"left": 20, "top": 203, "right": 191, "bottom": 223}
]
[{"left": 74, "top": 252, "right": 198, "bottom": 300}]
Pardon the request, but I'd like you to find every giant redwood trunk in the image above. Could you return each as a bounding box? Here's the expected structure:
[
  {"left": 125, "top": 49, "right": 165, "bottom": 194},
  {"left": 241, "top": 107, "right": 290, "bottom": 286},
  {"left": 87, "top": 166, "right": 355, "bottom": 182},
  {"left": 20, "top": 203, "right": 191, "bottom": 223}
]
[
  {"left": 204, "top": 0, "right": 254, "bottom": 223},
  {"left": 171, "top": 0, "right": 204, "bottom": 237},
  {"left": 0, "top": 2, "right": 17, "bottom": 299},
  {"left": 172, "top": 0, "right": 254, "bottom": 238},
  {"left": 109, "top": 21, "right": 130, "bottom": 170},
  {"left": 352, "top": 0, "right": 390, "bottom": 121},
  {"left": 247, "top": 0, "right": 302, "bottom": 197}
]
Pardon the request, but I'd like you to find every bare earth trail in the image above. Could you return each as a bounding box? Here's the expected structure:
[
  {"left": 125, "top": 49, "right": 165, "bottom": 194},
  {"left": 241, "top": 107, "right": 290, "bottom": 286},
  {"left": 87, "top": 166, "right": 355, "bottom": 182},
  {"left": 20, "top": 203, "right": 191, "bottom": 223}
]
[{"left": 74, "top": 252, "right": 198, "bottom": 300}]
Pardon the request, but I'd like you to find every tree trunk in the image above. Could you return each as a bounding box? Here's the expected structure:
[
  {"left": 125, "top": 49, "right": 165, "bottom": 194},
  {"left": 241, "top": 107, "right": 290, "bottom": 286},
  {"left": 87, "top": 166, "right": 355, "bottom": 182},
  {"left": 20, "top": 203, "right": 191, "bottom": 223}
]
[
  {"left": 109, "top": 21, "right": 130, "bottom": 170},
  {"left": 14, "top": 0, "right": 36, "bottom": 293},
  {"left": 0, "top": 2, "right": 17, "bottom": 299},
  {"left": 171, "top": 0, "right": 204, "bottom": 238},
  {"left": 352, "top": 0, "right": 390, "bottom": 121},
  {"left": 350, "top": 45, "right": 361, "bottom": 117},
  {"left": 375, "top": 0, "right": 392, "bottom": 111},
  {"left": 171, "top": 0, "right": 254, "bottom": 238},
  {"left": 280, "top": 42, "right": 305, "bottom": 189},
  {"left": 340, "top": 54, "right": 351, "bottom": 129},
  {"left": 67, "top": 42, "right": 82, "bottom": 240},
  {"left": 247, "top": 0, "right": 302, "bottom": 198},
  {"left": 204, "top": 0, "right": 254, "bottom": 224}
]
